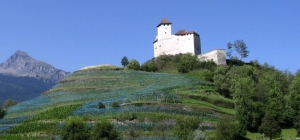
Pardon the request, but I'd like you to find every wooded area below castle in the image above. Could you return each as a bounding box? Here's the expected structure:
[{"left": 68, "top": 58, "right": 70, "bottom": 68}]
[{"left": 122, "top": 53, "right": 300, "bottom": 139}]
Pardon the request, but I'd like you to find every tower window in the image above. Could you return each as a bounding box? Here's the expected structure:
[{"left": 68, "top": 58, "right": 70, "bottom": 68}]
[{"left": 165, "top": 32, "right": 166, "bottom": 34}]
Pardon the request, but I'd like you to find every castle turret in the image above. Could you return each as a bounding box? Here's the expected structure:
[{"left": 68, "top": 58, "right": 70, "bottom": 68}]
[{"left": 157, "top": 18, "right": 172, "bottom": 40}]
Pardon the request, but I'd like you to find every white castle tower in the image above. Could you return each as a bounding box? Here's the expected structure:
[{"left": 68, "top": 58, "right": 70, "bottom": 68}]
[
  {"left": 153, "top": 18, "right": 226, "bottom": 65},
  {"left": 153, "top": 18, "right": 201, "bottom": 57}
]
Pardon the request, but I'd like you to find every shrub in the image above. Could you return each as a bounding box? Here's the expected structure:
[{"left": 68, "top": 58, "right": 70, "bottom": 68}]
[
  {"left": 215, "top": 115, "right": 242, "bottom": 140},
  {"left": 197, "top": 69, "right": 214, "bottom": 82},
  {"left": 177, "top": 53, "right": 198, "bottom": 73},
  {"left": 61, "top": 117, "right": 89, "bottom": 140},
  {"left": 174, "top": 116, "right": 201, "bottom": 140},
  {"left": 90, "top": 120, "right": 119, "bottom": 140},
  {"left": 98, "top": 102, "right": 106, "bottom": 109},
  {"left": 140, "top": 60, "right": 158, "bottom": 72},
  {"left": 127, "top": 59, "right": 140, "bottom": 70}
]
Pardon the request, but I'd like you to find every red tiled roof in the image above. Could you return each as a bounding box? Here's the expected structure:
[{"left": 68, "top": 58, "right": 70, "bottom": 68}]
[
  {"left": 175, "top": 30, "right": 199, "bottom": 37},
  {"left": 175, "top": 30, "right": 186, "bottom": 35},
  {"left": 157, "top": 18, "right": 172, "bottom": 27}
]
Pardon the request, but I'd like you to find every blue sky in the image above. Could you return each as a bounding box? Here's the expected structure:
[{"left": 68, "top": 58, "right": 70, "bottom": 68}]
[{"left": 0, "top": 1, "right": 299, "bottom": 73}]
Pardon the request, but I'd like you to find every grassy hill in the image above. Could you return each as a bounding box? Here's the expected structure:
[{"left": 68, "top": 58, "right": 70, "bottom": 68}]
[{"left": 0, "top": 65, "right": 235, "bottom": 139}]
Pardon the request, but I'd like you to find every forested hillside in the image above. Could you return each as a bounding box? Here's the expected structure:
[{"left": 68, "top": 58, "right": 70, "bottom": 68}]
[
  {"left": 0, "top": 74, "right": 55, "bottom": 105},
  {"left": 136, "top": 53, "right": 299, "bottom": 139}
]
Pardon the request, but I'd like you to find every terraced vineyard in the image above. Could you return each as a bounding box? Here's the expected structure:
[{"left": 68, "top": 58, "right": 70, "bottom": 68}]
[{"left": 0, "top": 65, "right": 234, "bottom": 139}]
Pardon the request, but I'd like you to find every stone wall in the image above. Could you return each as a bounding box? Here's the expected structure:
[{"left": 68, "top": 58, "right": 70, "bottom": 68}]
[{"left": 198, "top": 49, "right": 227, "bottom": 65}]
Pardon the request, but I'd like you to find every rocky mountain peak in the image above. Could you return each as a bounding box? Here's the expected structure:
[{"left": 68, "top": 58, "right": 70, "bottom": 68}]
[{"left": 0, "top": 51, "right": 69, "bottom": 83}]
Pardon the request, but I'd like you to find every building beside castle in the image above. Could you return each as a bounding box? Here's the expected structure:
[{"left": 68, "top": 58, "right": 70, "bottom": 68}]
[{"left": 153, "top": 18, "right": 226, "bottom": 65}]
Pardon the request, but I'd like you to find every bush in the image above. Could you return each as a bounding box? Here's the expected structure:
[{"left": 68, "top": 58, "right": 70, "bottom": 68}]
[
  {"left": 90, "top": 120, "right": 119, "bottom": 140},
  {"left": 215, "top": 115, "right": 242, "bottom": 140},
  {"left": 127, "top": 59, "right": 140, "bottom": 70},
  {"left": 197, "top": 69, "right": 214, "bottom": 82},
  {"left": 177, "top": 53, "right": 198, "bottom": 73},
  {"left": 174, "top": 116, "right": 201, "bottom": 140},
  {"left": 98, "top": 102, "right": 106, "bottom": 109},
  {"left": 140, "top": 60, "right": 158, "bottom": 72},
  {"left": 61, "top": 117, "right": 89, "bottom": 140},
  {"left": 111, "top": 102, "right": 120, "bottom": 108}
]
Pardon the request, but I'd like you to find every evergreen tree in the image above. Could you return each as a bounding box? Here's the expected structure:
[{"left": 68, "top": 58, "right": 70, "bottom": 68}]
[{"left": 121, "top": 56, "right": 129, "bottom": 67}]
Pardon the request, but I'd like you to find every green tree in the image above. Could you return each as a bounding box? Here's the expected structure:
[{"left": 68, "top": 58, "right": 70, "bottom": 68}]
[
  {"left": 177, "top": 53, "right": 198, "bottom": 73},
  {"left": 61, "top": 117, "right": 89, "bottom": 140},
  {"left": 0, "top": 107, "right": 5, "bottom": 119},
  {"left": 213, "top": 66, "right": 231, "bottom": 97},
  {"left": 227, "top": 40, "right": 249, "bottom": 60},
  {"left": 215, "top": 115, "right": 242, "bottom": 140},
  {"left": 261, "top": 70, "right": 287, "bottom": 125},
  {"left": 90, "top": 120, "right": 119, "bottom": 140},
  {"left": 294, "top": 112, "right": 300, "bottom": 136},
  {"left": 121, "top": 56, "right": 129, "bottom": 67},
  {"left": 259, "top": 113, "right": 281, "bottom": 140},
  {"left": 174, "top": 116, "right": 201, "bottom": 140},
  {"left": 288, "top": 70, "right": 300, "bottom": 127},
  {"left": 140, "top": 60, "right": 158, "bottom": 72},
  {"left": 127, "top": 59, "right": 140, "bottom": 70},
  {"left": 197, "top": 69, "right": 214, "bottom": 82},
  {"left": 4, "top": 99, "right": 17, "bottom": 109},
  {"left": 230, "top": 65, "right": 264, "bottom": 132}
]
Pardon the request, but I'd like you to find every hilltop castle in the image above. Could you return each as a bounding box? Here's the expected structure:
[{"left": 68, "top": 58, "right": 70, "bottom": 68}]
[{"left": 153, "top": 18, "right": 226, "bottom": 65}]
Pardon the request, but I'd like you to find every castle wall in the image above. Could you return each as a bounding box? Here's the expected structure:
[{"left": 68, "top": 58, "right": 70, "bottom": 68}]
[
  {"left": 198, "top": 49, "right": 227, "bottom": 65},
  {"left": 154, "top": 34, "right": 200, "bottom": 57}
]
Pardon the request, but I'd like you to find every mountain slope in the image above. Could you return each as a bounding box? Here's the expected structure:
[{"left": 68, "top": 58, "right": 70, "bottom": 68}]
[
  {"left": 0, "top": 51, "right": 69, "bottom": 83},
  {"left": 0, "top": 65, "right": 234, "bottom": 139},
  {"left": 0, "top": 73, "right": 55, "bottom": 104},
  {"left": 0, "top": 51, "right": 69, "bottom": 104}
]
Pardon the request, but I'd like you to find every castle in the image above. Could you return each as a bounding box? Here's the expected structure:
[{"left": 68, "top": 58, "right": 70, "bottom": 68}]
[{"left": 153, "top": 18, "right": 226, "bottom": 65}]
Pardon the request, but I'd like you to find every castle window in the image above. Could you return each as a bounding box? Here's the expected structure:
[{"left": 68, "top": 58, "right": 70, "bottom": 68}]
[{"left": 165, "top": 32, "right": 166, "bottom": 34}]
